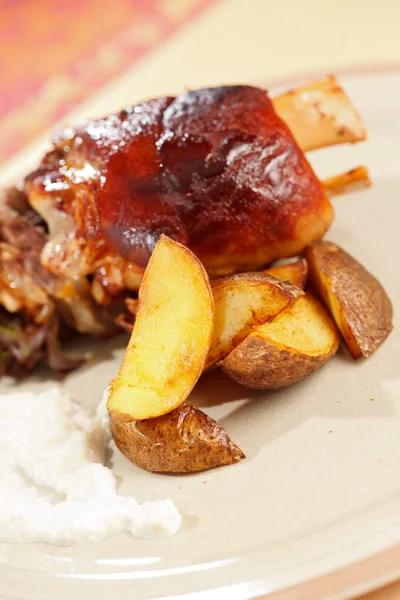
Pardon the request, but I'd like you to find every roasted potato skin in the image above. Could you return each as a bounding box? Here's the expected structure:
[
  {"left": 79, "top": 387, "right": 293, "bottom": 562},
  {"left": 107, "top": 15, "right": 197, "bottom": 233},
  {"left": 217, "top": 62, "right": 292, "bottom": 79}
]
[
  {"left": 221, "top": 337, "right": 328, "bottom": 389},
  {"left": 220, "top": 293, "right": 339, "bottom": 389},
  {"left": 110, "top": 400, "right": 245, "bottom": 473},
  {"left": 306, "top": 241, "right": 393, "bottom": 358}
]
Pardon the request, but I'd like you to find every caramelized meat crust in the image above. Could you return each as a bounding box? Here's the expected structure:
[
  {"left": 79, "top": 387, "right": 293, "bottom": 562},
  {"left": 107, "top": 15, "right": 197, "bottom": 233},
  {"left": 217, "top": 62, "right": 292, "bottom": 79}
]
[{"left": 25, "top": 86, "right": 333, "bottom": 297}]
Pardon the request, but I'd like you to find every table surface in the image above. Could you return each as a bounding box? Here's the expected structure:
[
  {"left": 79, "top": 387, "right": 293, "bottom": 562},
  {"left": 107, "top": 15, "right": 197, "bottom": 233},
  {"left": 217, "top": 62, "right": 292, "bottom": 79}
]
[{"left": 1, "top": 0, "right": 399, "bottom": 597}]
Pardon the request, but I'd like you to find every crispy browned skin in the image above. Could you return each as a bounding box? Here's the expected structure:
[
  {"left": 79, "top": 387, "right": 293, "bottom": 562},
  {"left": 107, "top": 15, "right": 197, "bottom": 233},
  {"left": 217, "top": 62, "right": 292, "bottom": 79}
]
[
  {"left": 25, "top": 85, "right": 333, "bottom": 298},
  {"left": 110, "top": 400, "right": 245, "bottom": 473},
  {"left": 265, "top": 257, "right": 308, "bottom": 289},
  {"left": 306, "top": 241, "right": 393, "bottom": 358},
  {"left": 220, "top": 292, "right": 339, "bottom": 389}
]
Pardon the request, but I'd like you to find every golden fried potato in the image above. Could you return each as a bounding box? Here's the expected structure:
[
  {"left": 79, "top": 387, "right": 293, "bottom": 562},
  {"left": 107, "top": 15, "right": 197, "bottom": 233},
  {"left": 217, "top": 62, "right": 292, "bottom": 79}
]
[
  {"left": 220, "top": 292, "right": 339, "bottom": 389},
  {"left": 110, "top": 400, "right": 245, "bottom": 473},
  {"left": 117, "top": 271, "right": 304, "bottom": 369},
  {"left": 107, "top": 235, "right": 214, "bottom": 420},
  {"left": 265, "top": 257, "right": 308, "bottom": 289},
  {"left": 206, "top": 273, "right": 303, "bottom": 369},
  {"left": 306, "top": 241, "right": 393, "bottom": 358}
]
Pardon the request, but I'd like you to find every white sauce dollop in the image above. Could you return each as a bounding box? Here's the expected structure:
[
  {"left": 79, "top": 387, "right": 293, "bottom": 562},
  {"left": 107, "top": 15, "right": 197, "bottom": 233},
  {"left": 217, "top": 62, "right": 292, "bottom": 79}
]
[{"left": 0, "top": 388, "right": 181, "bottom": 545}]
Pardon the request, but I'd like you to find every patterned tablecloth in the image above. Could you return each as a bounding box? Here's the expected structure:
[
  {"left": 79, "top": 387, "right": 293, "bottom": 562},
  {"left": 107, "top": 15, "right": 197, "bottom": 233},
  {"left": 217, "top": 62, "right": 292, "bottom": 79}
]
[{"left": 0, "top": 0, "right": 215, "bottom": 164}]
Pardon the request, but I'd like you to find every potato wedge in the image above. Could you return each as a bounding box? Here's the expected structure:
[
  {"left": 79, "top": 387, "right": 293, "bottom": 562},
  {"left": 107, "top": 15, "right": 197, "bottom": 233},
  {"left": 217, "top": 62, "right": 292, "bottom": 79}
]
[
  {"left": 115, "top": 271, "right": 303, "bottom": 370},
  {"left": 107, "top": 235, "right": 214, "bottom": 420},
  {"left": 110, "top": 400, "right": 245, "bottom": 473},
  {"left": 306, "top": 241, "right": 393, "bottom": 358},
  {"left": 206, "top": 273, "right": 303, "bottom": 369},
  {"left": 265, "top": 257, "right": 308, "bottom": 289},
  {"left": 221, "top": 292, "right": 339, "bottom": 389}
]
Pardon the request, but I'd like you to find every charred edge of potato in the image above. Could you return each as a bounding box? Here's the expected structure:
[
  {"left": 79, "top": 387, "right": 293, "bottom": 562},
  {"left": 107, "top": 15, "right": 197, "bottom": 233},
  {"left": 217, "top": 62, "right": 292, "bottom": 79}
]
[
  {"left": 306, "top": 240, "right": 393, "bottom": 358},
  {"left": 265, "top": 257, "right": 308, "bottom": 289},
  {"left": 212, "top": 271, "right": 303, "bottom": 290},
  {"left": 220, "top": 292, "right": 340, "bottom": 389},
  {"left": 110, "top": 400, "right": 245, "bottom": 473}
]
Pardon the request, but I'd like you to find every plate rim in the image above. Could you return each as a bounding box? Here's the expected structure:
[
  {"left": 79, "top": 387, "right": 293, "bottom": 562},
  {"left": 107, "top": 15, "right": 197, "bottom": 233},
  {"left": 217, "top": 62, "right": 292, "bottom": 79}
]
[
  {"left": 258, "top": 543, "right": 400, "bottom": 600},
  {"left": 1, "top": 66, "right": 400, "bottom": 600}
]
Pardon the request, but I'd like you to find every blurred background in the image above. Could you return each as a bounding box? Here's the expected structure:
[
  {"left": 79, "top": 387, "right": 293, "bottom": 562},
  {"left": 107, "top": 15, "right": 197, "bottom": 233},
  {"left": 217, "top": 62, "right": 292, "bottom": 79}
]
[{"left": 1, "top": 0, "right": 399, "bottom": 166}]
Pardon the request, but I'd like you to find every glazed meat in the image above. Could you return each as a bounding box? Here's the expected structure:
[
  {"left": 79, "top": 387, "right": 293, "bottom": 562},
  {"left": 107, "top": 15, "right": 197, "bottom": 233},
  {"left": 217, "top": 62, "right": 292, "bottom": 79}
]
[
  {"left": 0, "top": 187, "right": 115, "bottom": 377},
  {"left": 25, "top": 85, "right": 333, "bottom": 301},
  {"left": 2, "top": 79, "right": 368, "bottom": 377},
  {"left": 0, "top": 188, "right": 114, "bottom": 335}
]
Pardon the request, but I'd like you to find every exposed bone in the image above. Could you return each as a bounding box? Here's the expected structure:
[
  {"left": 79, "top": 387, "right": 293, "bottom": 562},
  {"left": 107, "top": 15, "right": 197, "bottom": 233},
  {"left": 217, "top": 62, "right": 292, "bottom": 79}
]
[
  {"left": 323, "top": 166, "right": 371, "bottom": 197},
  {"left": 273, "top": 76, "right": 367, "bottom": 152}
]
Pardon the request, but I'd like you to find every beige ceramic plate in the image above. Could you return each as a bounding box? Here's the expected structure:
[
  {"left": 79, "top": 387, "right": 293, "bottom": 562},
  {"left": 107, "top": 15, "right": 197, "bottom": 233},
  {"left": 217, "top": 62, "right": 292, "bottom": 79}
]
[{"left": 0, "top": 71, "right": 400, "bottom": 600}]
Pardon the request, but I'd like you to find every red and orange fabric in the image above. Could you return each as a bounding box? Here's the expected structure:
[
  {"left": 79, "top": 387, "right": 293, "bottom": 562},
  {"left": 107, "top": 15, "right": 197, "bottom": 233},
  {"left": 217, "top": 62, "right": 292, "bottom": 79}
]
[{"left": 0, "top": 0, "right": 216, "bottom": 164}]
